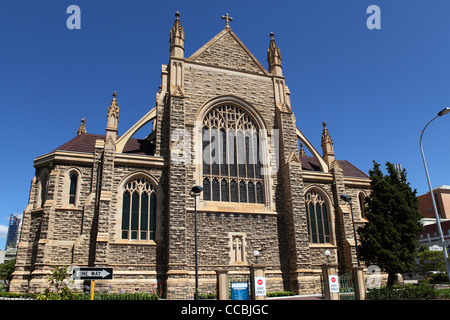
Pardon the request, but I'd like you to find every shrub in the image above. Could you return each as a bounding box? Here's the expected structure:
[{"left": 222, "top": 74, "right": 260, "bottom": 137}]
[
  {"left": 78, "top": 292, "right": 159, "bottom": 300},
  {"left": 267, "top": 291, "right": 296, "bottom": 297},
  {"left": 367, "top": 283, "right": 438, "bottom": 300},
  {"left": 0, "top": 291, "right": 36, "bottom": 299},
  {"left": 429, "top": 272, "right": 450, "bottom": 284}
]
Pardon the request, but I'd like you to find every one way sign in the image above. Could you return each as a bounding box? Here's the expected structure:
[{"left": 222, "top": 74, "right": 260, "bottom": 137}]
[{"left": 72, "top": 267, "right": 113, "bottom": 280}]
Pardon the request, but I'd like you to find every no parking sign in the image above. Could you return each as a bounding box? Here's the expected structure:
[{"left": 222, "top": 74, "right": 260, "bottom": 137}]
[{"left": 328, "top": 275, "right": 339, "bottom": 293}]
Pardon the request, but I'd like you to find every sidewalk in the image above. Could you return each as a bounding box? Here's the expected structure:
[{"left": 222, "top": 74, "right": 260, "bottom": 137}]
[{"left": 267, "top": 294, "right": 322, "bottom": 300}]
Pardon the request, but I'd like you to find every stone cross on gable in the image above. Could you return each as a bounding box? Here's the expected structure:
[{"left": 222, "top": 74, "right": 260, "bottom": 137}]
[{"left": 221, "top": 13, "right": 233, "bottom": 27}]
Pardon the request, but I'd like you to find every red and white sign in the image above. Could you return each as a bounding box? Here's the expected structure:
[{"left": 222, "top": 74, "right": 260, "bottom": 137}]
[
  {"left": 328, "top": 275, "right": 339, "bottom": 293},
  {"left": 254, "top": 277, "right": 266, "bottom": 296}
]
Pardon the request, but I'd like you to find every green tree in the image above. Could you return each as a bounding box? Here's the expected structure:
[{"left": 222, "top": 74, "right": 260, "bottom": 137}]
[
  {"left": 417, "top": 246, "right": 447, "bottom": 274},
  {"left": 0, "top": 260, "right": 15, "bottom": 282},
  {"left": 357, "top": 161, "right": 424, "bottom": 287}
]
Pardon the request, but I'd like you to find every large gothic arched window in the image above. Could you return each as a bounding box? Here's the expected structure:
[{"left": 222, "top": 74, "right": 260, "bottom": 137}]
[
  {"left": 202, "top": 104, "right": 264, "bottom": 204},
  {"left": 305, "top": 189, "right": 330, "bottom": 244},
  {"left": 121, "top": 177, "right": 157, "bottom": 241}
]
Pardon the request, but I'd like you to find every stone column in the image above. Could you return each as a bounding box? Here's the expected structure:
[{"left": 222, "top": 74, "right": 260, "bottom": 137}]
[
  {"left": 321, "top": 264, "right": 340, "bottom": 300},
  {"left": 216, "top": 268, "right": 229, "bottom": 300},
  {"left": 352, "top": 266, "right": 366, "bottom": 300},
  {"left": 250, "top": 265, "right": 266, "bottom": 300}
]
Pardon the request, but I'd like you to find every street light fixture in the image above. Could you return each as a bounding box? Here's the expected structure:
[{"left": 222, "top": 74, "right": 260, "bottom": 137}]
[
  {"left": 324, "top": 249, "right": 331, "bottom": 264},
  {"left": 253, "top": 250, "right": 260, "bottom": 264},
  {"left": 340, "top": 194, "right": 361, "bottom": 267},
  {"left": 420, "top": 107, "right": 450, "bottom": 283},
  {"left": 190, "top": 185, "right": 203, "bottom": 300}
]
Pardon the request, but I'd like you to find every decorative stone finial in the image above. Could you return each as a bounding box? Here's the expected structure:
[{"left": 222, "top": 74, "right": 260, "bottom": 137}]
[
  {"left": 299, "top": 143, "right": 306, "bottom": 156},
  {"left": 77, "top": 118, "right": 86, "bottom": 135},
  {"left": 221, "top": 13, "right": 233, "bottom": 27}
]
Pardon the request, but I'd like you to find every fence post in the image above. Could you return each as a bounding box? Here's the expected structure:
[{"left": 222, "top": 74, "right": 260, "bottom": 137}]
[
  {"left": 216, "top": 268, "right": 229, "bottom": 300},
  {"left": 321, "top": 264, "right": 340, "bottom": 300},
  {"left": 352, "top": 266, "right": 366, "bottom": 300},
  {"left": 250, "top": 265, "right": 266, "bottom": 300}
]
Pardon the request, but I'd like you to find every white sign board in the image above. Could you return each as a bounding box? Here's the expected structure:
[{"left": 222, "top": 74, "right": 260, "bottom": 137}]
[
  {"left": 328, "top": 275, "right": 339, "bottom": 293},
  {"left": 254, "top": 277, "right": 266, "bottom": 296}
]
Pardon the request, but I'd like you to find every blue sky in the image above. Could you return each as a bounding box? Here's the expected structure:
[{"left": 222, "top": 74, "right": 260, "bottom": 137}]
[{"left": 1, "top": 0, "right": 450, "bottom": 249}]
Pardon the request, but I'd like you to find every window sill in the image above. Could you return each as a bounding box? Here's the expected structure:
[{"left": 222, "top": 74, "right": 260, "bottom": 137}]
[
  {"left": 192, "top": 202, "right": 274, "bottom": 215},
  {"left": 110, "top": 240, "right": 157, "bottom": 246},
  {"left": 55, "top": 205, "right": 83, "bottom": 211},
  {"left": 309, "top": 243, "right": 337, "bottom": 249}
]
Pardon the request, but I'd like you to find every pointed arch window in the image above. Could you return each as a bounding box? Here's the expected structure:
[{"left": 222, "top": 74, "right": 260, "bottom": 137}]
[
  {"left": 68, "top": 172, "right": 78, "bottom": 205},
  {"left": 202, "top": 104, "right": 264, "bottom": 204},
  {"left": 305, "top": 190, "right": 330, "bottom": 244},
  {"left": 121, "top": 177, "right": 157, "bottom": 241}
]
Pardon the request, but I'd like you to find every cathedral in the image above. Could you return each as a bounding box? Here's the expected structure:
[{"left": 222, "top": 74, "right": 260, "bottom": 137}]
[{"left": 10, "top": 13, "right": 371, "bottom": 296}]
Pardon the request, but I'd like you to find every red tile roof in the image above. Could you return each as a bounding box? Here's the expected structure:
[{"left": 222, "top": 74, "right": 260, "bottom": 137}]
[
  {"left": 53, "top": 133, "right": 155, "bottom": 155},
  {"left": 300, "top": 155, "right": 368, "bottom": 179}
]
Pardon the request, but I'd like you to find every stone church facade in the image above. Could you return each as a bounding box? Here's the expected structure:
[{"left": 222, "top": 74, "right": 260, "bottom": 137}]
[{"left": 10, "top": 13, "right": 370, "bottom": 295}]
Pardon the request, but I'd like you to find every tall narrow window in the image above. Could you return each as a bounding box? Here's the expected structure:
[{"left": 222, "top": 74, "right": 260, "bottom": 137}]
[
  {"left": 69, "top": 173, "right": 78, "bottom": 205},
  {"left": 358, "top": 193, "right": 366, "bottom": 219},
  {"left": 121, "top": 177, "right": 157, "bottom": 241},
  {"left": 305, "top": 190, "right": 330, "bottom": 244},
  {"left": 39, "top": 171, "right": 49, "bottom": 208},
  {"left": 202, "top": 104, "right": 263, "bottom": 204}
]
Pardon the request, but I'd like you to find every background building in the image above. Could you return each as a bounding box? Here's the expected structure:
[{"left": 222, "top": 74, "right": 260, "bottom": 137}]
[
  {"left": 418, "top": 186, "right": 450, "bottom": 252},
  {"left": 3, "top": 213, "right": 22, "bottom": 262},
  {"left": 418, "top": 185, "right": 450, "bottom": 219}
]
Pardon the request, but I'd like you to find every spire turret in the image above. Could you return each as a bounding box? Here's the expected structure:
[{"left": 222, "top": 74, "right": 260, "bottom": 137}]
[
  {"left": 106, "top": 91, "right": 119, "bottom": 143},
  {"left": 321, "top": 122, "right": 335, "bottom": 166},
  {"left": 169, "top": 11, "right": 185, "bottom": 58},
  {"left": 267, "top": 32, "right": 282, "bottom": 76}
]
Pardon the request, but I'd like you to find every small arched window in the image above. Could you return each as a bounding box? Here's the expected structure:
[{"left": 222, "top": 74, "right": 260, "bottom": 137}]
[
  {"left": 68, "top": 172, "right": 78, "bottom": 205},
  {"left": 121, "top": 177, "right": 157, "bottom": 241},
  {"left": 305, "top": 189, "right": 330, "bottom": 244}
]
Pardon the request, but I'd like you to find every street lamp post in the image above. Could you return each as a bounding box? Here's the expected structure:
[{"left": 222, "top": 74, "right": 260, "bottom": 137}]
[
  {"left": 420, "top": 107, "right": 450, "bottom": 283},
  {"left": 190, "top": 185, "right": 203, "bottom": 300},
  {"left": 340, "top": 194, "right": 361, "bottom": 267}
]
